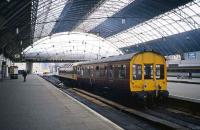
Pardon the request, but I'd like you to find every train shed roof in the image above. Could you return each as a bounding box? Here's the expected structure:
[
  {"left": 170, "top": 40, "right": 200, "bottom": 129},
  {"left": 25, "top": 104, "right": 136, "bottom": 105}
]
[{"left": 1, "top": 0, "right": 200, "bottom": 61}]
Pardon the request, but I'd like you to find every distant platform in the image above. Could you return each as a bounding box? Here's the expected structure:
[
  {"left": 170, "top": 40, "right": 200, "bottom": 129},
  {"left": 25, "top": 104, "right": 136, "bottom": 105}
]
[
  {"left": 168, "top": 77, "right": 200, "bottom": 84},
  {"left": 0, "top": 75, "right": 122, "bottom": 130},
  {"left": 168, "top": 82, "right": 200, "bottom": 103}
]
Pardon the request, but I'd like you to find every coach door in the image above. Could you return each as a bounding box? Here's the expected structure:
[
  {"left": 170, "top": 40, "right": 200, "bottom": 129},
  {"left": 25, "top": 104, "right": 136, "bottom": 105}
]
[
  {"left": 107, "top": 64, "right": 114, "bottom": 87},
  {"left": 143, "top": 64, "right": 155, "bottom": 91},
  {"left": 155, "top": 64, "right": 165, "bottom": 91}
]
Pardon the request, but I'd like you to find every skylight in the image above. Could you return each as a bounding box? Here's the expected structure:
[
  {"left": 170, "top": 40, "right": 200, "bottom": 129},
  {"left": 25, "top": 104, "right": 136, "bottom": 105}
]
[
  {"left": 107, "top": 0, "right": 200, "bottom": 48},
  {"left": 73, "top": 0, "right": 134, "bottom": 32},
  {"left": 34, "top": 0, "right": 69, "bottom": 41},
  {"left": 24, "top": 32, "right": 122, "bottom": 61}
]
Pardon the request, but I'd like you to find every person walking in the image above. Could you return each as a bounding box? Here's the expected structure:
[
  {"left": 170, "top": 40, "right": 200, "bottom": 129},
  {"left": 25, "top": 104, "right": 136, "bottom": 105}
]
[
  {"left": 189, "top": 72, "right": 192, "bottom": 79},
  {"left": 22, "top": 70, "right": 27, "bottom": 82}
]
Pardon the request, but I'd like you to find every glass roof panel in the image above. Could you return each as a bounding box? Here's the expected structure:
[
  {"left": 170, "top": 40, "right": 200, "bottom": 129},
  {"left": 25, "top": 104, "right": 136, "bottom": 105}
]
[
  {"left": 73, "top": 0, "right": 135, "bottom": 32},
  {"left": 107, "top": 0, "right": 200, "bottom": 48},
  {"left": 34, "top": 0, "right": 69, "bottom": 41},
  {"left": 24, "top": 32, "right": 122, "bottom": 61}
]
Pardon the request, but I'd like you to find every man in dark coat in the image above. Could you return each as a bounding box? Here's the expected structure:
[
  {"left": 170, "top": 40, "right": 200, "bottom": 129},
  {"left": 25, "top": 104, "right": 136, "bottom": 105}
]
[{"left": 22, "top": 70, "right": 27, "bottom": 82}]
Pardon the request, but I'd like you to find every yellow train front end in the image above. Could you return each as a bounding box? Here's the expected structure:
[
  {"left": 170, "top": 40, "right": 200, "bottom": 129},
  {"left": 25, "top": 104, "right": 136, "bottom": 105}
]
[{"left": 129, "top": 52, "right": 169, "bottom": 103}]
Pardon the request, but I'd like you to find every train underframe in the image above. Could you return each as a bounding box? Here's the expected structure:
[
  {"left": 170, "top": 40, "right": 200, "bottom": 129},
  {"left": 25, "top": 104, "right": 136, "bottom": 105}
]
[
  {"left": 58, "top": 77, "right": 169, "bottom": 106},
  {"left": 132, "top": 90, "right": 169, "bottom": 106}
]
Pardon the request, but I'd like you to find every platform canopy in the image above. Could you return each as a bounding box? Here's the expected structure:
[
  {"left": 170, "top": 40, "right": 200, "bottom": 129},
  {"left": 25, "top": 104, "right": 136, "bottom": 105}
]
[
  {"left": 1, "top": 0, "right": 200, "bottom": 61},
  {"left": 24, "top": 32, "right": 121, "bottom": 62}
]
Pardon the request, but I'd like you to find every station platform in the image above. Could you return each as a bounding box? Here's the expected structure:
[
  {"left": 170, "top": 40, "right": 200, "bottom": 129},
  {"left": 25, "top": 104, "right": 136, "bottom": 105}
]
[
  {"left": 168, "top": 82, "right": 200, "bottom": 103},
  {"left": 167, "top": 77, "right": 200, "bottom": 102},
  {"left": 168, "top": 77, "right": 200, "bottom": 84},
  {"left": 0, "top": 75, "right": 122, "bottom": 130}
]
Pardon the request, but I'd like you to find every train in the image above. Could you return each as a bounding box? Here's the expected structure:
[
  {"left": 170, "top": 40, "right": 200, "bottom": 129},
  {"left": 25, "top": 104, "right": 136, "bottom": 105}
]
[
  {"left": 8, "top": 66, "right": 18, "bottom": 79},
  {"left": 58, "top": 51, "right": 169, "bottom": 103}
]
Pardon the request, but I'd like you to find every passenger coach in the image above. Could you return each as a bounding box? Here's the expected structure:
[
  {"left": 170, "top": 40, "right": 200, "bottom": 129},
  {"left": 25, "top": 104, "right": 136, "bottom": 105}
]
[{"left": 74, "top": 51, "right": 169, "bottom": 101}]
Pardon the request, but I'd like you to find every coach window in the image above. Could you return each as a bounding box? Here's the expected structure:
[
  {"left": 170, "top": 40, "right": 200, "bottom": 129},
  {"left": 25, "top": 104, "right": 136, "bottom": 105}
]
[
  {"left": 133, "top": 64, "right": 142, "bottom": 80},
  {"left": 84, "top": 66, "right": 89, "bottom": 77},
  {"left": 77, "top": 67, "right": 79, "bottom": 75},
  {"left": 100, "top": 66, "right": 105, "bottom": 77},
  {"left": 109, "top": 65, "right": 114, "bottom": 79},
  {"left": 96, "top": 66, "right": 100, "bottom": 77},
  {"left": 104, "top": 66, "right": 107, "bottom": 76},
  {"left": 80, "top": 67, "right": 83, "bottom": 76},
  {"left": 77, "top": 67, "right": 81, "bottom": 75},
  {"left": 82, "top": 67, "right": 85, "bottom": 77},
  {"left": 156, "top": 64, "right": 164, "bottom": 79},
  {"left": 144, "top": 64, "right": 153, "bottom": 79},
  {"left": 73, "top": 66, "right": 77, "bottom": 74},
  {"left": 90, "top": 66, "right": 94, "bottom": 77},
  {"left": 119, "top": 65, "right": 126, "bottom": 79}
]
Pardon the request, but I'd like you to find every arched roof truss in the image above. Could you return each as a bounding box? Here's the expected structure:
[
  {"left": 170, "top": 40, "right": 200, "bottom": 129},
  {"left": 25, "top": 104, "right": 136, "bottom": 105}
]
[{"left": 106, "top": 0, "right": 200, "bottom": 49}]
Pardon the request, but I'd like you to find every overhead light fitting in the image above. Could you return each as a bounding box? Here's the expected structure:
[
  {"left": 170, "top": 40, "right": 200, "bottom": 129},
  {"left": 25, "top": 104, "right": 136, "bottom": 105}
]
[
  {"left": 122, "top": 18, "right": 126, "bottom": 24},
  {"left": 20, "top": 40, "right": 23, "bottom": 46},
  {"left": 16, "top": 27, "right": 19, "bottom": 34}
]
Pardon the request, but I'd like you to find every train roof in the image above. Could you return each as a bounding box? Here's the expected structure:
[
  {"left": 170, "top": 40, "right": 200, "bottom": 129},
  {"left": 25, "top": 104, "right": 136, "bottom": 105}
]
[
  {"left": 76, "top": 53, "right": 136, "bottom": 65},
  {"left": 75, "top": 51, "right": 164, "bottom": 66}
]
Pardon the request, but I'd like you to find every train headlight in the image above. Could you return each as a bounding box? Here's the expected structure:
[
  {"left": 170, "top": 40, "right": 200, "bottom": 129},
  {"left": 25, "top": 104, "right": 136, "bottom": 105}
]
[
  {"left": 143, "top": 82, "right": 147, "bottom": 90},
  {"left": 162, "top": 81, "right": 165, "bottom": 84},
  {"left": 158, "top": 85, "right": 161, "bottom": 90}
]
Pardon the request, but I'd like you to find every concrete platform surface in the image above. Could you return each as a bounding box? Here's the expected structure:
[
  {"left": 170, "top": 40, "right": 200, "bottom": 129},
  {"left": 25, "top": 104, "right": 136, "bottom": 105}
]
[
  {"left": 168, "top": 77, "right": 200, "bottom": 83},
  {"left": 168, "top": 82, "right": 200, "bottom": 102},
  {"left": 0, "top": 75, "right": 122, "bottom": 130}
]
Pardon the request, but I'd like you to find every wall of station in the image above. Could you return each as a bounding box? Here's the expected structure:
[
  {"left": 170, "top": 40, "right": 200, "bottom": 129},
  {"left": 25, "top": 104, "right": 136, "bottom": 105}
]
[
  {"left": 184, "top": 51, "right": 200, "bottom": 61},
  {"left": 167, "top": 51, "right": 200, "bottom": 67},
  {"left": 0, "top": 54, "right": 13, "bottom": 79},
  {"left": 13, "top": 63, "right": 26, "bottom": 70}
]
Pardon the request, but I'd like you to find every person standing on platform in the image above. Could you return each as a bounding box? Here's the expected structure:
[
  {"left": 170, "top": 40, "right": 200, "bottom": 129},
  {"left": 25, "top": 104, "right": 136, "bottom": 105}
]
[
  {"left": 189, "top": 72, "right": 192, "bottom": 79},
  {"left": 22, "top": 70, "right": 27, "bottom": 82}
]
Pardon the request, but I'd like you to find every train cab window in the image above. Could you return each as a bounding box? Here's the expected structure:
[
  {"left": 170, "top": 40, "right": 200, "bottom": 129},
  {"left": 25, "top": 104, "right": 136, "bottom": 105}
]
[
  {"left": 108, "top": 65, "right": 114, "bottom": 79},
  {"left": 96, "top": 66, "right": 100, "bottom": 77},
  {"left": 119, "top": 65, "right": 126, "bottom": 79},
  {"left": 144, "top": 64, "right": 153, "bottom": 79},
  {"left": 133, "top": 64, "right": 142, "bottom": 80},
  {"left": 156, "top": 65, "right": 164, "bottom": 79}
]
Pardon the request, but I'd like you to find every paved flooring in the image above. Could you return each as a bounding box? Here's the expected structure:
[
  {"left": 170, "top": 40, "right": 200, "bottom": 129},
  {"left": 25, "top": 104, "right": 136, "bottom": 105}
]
[
  {"left": 168, "top": 82, "right": 200, "bottom": 102},
  {"left": 168, "top": 77, "right": 200, "bottom": 83},
  {"left": 0, "top": 75, "right": 122, "bottom": 130}
]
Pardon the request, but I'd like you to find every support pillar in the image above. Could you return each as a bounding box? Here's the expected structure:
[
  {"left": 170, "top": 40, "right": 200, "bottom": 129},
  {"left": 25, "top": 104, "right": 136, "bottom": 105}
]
[
  {"left": 180, "top": 53, "right": 185, "bottom": 60},
  {"left": 26, "top": 62, "right": 33, "bottom": 74},
  {"left": 0, "top": 54, "right": 12, "bottom": 80}
]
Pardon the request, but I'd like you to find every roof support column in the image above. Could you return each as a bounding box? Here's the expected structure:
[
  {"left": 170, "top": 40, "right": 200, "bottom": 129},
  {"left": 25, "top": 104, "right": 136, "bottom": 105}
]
[
  {"left": 180, "top": 53, "right": 185, "bottom": 60},
  {"left": 26, "top": 62, "right": 33, "bottom": 74}
]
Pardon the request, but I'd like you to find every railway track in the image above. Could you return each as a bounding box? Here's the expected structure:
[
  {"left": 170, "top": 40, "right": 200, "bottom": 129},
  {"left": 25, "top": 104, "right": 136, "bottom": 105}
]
[
  {"left": 69, "top": 88, "right": 200, "bottom": 130},
  {"left": 42, "top": 75, "right": 200, "bottom": 130}
]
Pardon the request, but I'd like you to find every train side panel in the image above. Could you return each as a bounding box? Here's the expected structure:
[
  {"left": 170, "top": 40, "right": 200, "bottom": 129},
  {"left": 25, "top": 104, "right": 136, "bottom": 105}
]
[
  {"left": 106, "top": 61, "right": 130, "bottom": 91},
  {"left": 77, "top": 61, "right": 130, "bottom": 92}
]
